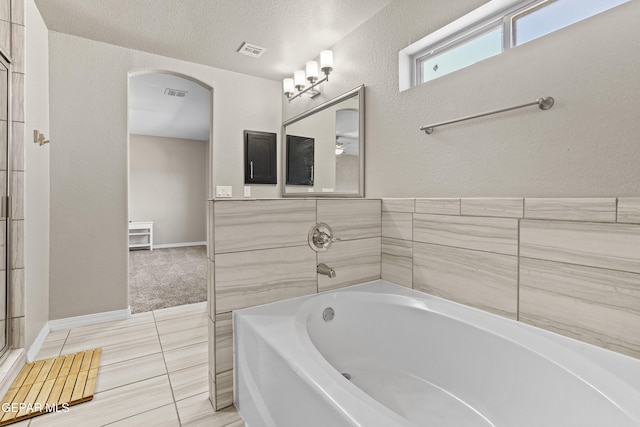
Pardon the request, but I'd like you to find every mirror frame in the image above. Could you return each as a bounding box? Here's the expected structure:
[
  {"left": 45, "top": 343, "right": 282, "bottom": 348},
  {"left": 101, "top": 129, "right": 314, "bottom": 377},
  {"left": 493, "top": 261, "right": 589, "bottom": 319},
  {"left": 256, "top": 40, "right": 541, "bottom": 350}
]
[{"left": 281, "top": 84, "right": 365, "bottom": 198}]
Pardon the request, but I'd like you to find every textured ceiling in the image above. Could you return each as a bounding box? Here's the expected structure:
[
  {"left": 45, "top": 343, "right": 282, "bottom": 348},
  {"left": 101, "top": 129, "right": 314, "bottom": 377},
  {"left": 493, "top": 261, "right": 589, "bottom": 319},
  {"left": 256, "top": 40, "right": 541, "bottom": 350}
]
[
  {"left": 34, "top": 0, "right": 394, "bottom": 81},
  {"left": 129, "top": 73, "right": 211, "bottom": 141}
]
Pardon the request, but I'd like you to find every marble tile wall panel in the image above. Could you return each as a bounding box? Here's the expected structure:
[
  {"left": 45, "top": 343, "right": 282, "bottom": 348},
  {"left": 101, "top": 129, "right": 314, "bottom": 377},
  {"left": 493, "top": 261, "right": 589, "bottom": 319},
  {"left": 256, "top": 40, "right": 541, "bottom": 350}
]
[
  {"left": 520, "top": 220, "right": 640, "bottom": 273},
  {"left": 317, "top": 237, "right": 381, "bottom": 292},
  {"left": 215, "top": 370, "right": 233, "bottom": 410},
  {"left": 11, "top": 23, "right": 24, "bottom": 73},
  {"left": 0, "top": 120, "right": 5, "bottom": 170},
  {"left": 461, "top": 198, "right": 523, "bottom": 218},
  {"left": 617, "top": 198, "right": 640, "bottom": 224},
  {"left": 10, "top": 315, "right": 23, "bottom": 347},
  {"left": 413, "top": 242, "right": 518, "bottom": 319},
  {"left": 215, "top": 312, "right": 232, "bottom": 374},
  {"left": 382, "top": 212, "right": 412, "bottom": 241},
  {"left": 0, "top": 220, "right": 4, "bottom": 271},
  {"left": 10, "top": 170, "right": 23, "bottom": 219},
  {"left": 207, "top": 259, "right": 214, "bottom": 319},
  {"left": 414, "top": 213, "right": 518, "bottom": 256},
  {"left": 524, "top": 198, "right": 617, "bottom": 222},
  {"left": 11, "top": 72, "right": 24, "bottom": 122},
  {"left": 207, "top": 200, "right": 214, "bottom": 259},
  {"left": 215, "top": 245, "right": 317, "bottom": 313},
  {"left": 11, "top": 0, "right": 23, "bottom": 25},
  {"left": 0, "top": 20, "right": 8, "bottom": 55},
  {"left": 10, "top": 219, "right": 22, "bottom": 269},
  {"left": 214, "top": 200, "right": 316, "bottom": 253},
  {"left": 208, "top": 317, "right": 215, "bottom": 380},
  {"left": 381, "top": 198, "right": 414, "bottom": 213},
  {"left": 520, "top": 257, "right": 640, "bottom": 358},
  {"left": 10, "top": 267, "right": 22, "bottom": 317},
  {"left": 415, "top": 198, "right": 460, "bottom": 215},
  {"left": 0, "top": 1, "right": 8, "bottom": 21},
  {"left": 317, "top": 199, "right": 381, "bottom": 240},
  {"left": 11, "top": 122, "right": 23, "bottom": 171},
  {"left": 381, "top": 237, "right": 412, "bottom": 287}
]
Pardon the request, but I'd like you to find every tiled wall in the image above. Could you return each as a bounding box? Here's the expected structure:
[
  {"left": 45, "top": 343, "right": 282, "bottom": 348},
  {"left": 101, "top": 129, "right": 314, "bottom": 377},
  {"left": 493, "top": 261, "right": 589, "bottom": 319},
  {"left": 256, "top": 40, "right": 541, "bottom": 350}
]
[
  {"left": 382, "top": 197, "right": 640, "bottom": 359},
  {"left": 0, "top": 0, "right": 25, "bottom": 350},
  {"left": 207, "top": 199, "right": 381, "bottom": 410}
]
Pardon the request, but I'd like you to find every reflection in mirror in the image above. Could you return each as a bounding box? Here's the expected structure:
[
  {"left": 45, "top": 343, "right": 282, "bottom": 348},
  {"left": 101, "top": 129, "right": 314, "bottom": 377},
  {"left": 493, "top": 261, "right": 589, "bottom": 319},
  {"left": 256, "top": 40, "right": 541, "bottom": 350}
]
[{"left": 282, "top": 85, "right": 364, "bottom": 197}]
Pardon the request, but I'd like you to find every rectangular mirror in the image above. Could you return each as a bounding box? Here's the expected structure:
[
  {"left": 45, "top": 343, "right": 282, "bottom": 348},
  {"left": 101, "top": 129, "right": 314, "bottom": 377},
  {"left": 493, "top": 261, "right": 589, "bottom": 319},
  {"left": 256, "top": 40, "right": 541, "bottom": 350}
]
[{"left": 282, "top": 85, "right": 364, "bottom": 197}]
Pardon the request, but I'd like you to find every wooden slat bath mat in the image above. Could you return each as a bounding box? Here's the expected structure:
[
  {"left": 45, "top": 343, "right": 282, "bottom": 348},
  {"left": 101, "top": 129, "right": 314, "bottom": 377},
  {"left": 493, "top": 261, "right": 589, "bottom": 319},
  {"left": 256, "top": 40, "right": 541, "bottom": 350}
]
[{"left": 0, "top": 348, "right": 101, "bottom": 425}]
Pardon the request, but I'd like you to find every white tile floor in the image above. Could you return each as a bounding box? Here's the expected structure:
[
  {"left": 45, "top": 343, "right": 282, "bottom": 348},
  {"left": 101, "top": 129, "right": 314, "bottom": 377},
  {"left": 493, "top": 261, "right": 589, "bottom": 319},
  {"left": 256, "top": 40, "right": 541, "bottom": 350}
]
[{"left": 13, "top": 302, "right": 244, "bottom": 427}]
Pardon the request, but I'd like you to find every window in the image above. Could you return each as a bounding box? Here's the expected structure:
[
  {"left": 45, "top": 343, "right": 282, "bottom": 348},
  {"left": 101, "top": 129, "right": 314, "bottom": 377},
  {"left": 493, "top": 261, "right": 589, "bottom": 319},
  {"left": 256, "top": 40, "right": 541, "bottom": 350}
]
[{"left": 403, "top": 0, "right": 628, "bottom": 88}]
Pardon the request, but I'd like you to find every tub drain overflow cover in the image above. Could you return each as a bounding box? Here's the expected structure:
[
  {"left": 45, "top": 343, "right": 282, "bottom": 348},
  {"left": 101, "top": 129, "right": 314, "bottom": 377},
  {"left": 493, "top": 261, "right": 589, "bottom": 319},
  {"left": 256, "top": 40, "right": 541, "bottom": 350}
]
[{"left": 323, "top": 307, "right": 335, "bottom": 322}]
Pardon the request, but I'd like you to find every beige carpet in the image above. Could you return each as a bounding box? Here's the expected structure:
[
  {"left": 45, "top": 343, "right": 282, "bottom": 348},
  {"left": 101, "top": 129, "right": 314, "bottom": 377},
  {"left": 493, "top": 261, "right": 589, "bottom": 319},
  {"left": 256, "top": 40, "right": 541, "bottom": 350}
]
[{"left": 129, "top": 245, "right": 207, "bottom": 314}]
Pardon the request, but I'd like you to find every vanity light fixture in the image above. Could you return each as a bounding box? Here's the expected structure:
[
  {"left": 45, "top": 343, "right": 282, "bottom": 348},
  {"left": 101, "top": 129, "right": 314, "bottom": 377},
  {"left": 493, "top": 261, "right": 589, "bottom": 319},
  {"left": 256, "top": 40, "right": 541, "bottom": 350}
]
[{"left": 283, "top": 50, "right": 333, "bottom": 102}]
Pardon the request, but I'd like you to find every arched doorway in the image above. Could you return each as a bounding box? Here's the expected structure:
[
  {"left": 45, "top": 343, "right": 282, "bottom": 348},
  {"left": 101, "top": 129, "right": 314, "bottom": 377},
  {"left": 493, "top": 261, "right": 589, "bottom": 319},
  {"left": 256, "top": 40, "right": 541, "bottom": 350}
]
[{"left": 127, "top": 71, "right": 212, "bottom": 313}]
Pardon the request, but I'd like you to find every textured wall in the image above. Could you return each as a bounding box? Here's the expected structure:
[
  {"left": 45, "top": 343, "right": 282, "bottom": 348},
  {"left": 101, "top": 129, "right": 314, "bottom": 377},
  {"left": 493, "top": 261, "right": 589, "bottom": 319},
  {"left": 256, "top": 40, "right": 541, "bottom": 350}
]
[
  {"left": 283, "top": 0, "right": 640, "bottom": 198},
  {"left": 24, "top": 0, "right": 50, "bottom": 351},
  {"left": 129, "top": 134, "right": 207, "bottom": 246},
  {"left": 48, "top": 32, "right": 281, "bottom": 319}
]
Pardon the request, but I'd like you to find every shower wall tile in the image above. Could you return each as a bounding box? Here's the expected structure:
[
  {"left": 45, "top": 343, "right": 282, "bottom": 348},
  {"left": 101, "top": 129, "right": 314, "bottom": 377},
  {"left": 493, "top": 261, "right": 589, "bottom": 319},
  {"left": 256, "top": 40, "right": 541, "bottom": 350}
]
[
  {"left": 524, "top": 198, "right": 617, "bottom": 222},
  {"left": 11, "top": 23, "right": 24, "bottom": 73},
  {"left": 413, "top": 213, "right": 518, "bottom": 256},
  {"left": 215, "top": 313, "right": 232, "bottom": 374},
  {"left": 413, "top": 242, "right": 518, "bottom": 319},
  {"left": 10, "top": 267, "right": 23, "bottom": 317},
  {"left": 381, "top": 212, "right": 412, "bottom": 241},
  {"left": 520, "top": 220, "right": 640, "bottom": 273},
  {"left": 461, "top": 198, "right": 523, "bottom": 218},
  {"left": 215, "top": 370, "right": 233, "bottom": 409},
  {"left": 10, "top": 170, "right": 23, "bottom": 219},
  {"left": 317, "top": 199, "right": 381, "bottom": 240},
  {"left": 317, "top": 237, "right": 381, "bottom": 292},
  {"left": 10, "top": 219, "right": 22, "bottom": 269},
  {"left": 0, "top": 20, "right": 8, "bottom": 55},
  {"left": 10, "top": 122, "right": 23, "bottom": 171},
  {"left": 0, "top": 121, "right": 5, "bottom": 170},
  {"left": 11, "top": 73, "right": 24, "bottom": 122},
  {"left": 11, "top": 0, "right": 24, "bottom": 25},
  {"left": 0, "top": 221, "right": 4, "bottom": 271},
  {"left": 617, "top": 198, "right": 640, "bottom": 224},
  {"left": 215, "top": 245, "right": 316, "bottom": 313},
  {"left": 519, "top": 257, "right": 640, "bottom": 359},
  {"left": 0, "top": 0, "right": 8, "bottom": 21},
  {"left": 415, "top": 198, "right": 460, "bottom": 215},
  {"left": 381, "top": 198, "right": 414, "bottom": 213},
  {"left": 381, "top": 237, "right": 412, "bottom": 287},
  {"left": 214, "top": 199, "right": 315, "bottom": 253},
  {"left": 10, "top": 316, "right": 23, "bottom": 348}
]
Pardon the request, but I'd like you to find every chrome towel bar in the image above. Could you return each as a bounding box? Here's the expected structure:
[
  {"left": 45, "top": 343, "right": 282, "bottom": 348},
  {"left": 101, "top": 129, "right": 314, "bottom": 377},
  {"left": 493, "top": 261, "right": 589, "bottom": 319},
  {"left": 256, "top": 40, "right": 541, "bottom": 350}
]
[{"left": 420, "top": 96, "right": 554, "bottom": 134}]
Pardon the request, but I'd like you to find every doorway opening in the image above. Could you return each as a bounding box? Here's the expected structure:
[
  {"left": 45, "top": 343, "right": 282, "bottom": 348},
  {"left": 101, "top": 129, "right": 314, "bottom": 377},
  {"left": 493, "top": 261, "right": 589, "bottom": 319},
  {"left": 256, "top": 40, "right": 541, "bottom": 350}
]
[{"left": 127, "top": 71, "right": 212, "bottom": 314}]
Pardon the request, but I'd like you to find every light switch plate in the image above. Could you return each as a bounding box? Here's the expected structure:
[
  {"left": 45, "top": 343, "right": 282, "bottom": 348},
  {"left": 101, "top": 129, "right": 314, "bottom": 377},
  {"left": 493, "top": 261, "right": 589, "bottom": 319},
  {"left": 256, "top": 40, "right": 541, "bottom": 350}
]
[
  {"left": 216, "top": 186, "right": 233, "bottom": 198},
  {"left": 244, "top": 186, "right": 251, "bottom": 197}
]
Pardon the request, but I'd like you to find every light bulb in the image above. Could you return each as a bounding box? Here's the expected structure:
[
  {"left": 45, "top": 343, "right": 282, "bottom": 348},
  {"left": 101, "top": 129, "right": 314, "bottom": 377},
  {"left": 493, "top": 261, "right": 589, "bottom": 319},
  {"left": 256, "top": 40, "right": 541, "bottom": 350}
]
[
  {"left": 294, "top": 70, "right": 306, "bottom": 90},
  {"left": 283, "top": 78, "right": 294, "bottom": 97},
  {"left": 320, "top": 50, "right": 333, "bottom": 75},
  {"left": 306, "top": 61, "right": 319, "bottom": 83}
]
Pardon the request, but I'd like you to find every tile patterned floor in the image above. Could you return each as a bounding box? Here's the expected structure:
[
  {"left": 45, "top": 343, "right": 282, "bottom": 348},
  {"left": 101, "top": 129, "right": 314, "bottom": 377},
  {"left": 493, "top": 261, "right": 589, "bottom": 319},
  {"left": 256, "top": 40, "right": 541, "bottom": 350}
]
[{"left": 12, "top": 302, "right": 244, "bottom": 427}]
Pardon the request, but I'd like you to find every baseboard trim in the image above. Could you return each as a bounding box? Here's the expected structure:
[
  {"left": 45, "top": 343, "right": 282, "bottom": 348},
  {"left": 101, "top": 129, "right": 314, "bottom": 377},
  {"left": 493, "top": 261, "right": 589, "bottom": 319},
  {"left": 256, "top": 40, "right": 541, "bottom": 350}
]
[
  {"left": 26, "top": 322, "right": 51, "bottom": 363},
  {"left": 49, "top": 307, "right": 131, "bottom": 332},
  {"left": 153, "top": 241, "right": 206, "bottom": 249}
]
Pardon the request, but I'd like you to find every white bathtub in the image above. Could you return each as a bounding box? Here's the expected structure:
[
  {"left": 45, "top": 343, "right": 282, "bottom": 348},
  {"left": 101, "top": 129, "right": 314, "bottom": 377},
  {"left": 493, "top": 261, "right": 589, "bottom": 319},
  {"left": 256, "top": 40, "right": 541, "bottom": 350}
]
[{"left": 234, "top": 280, "right": 640, "bottom": 427}]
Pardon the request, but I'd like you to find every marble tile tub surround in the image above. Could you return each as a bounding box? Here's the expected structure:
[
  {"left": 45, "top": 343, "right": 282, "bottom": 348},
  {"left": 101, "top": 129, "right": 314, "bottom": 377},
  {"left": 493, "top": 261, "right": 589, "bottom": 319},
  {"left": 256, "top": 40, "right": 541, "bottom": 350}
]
[
  {"left": 381, "top": 197, "right": 640, "bottom": 360},
  {"left": 208, "top": 198, "right": 381, "bottom": 410}
]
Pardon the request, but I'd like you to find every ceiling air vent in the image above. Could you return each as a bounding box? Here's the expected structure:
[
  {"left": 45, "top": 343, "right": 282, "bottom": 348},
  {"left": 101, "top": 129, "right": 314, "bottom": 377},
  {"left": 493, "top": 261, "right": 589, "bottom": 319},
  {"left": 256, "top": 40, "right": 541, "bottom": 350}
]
[
  {"left": 164, "top": 88, "right": 188, "bottom": 97},
  {"left": 238, "top": 42, "right": 266, "bottom": 58}
]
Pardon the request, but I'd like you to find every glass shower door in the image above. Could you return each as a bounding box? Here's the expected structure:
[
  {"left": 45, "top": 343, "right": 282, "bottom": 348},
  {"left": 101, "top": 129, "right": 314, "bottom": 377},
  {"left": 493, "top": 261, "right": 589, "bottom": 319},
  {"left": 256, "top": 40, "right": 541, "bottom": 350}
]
[{"left": 0, "top": 55, "right": 10, "bottom": 357}]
